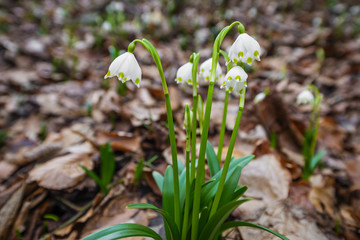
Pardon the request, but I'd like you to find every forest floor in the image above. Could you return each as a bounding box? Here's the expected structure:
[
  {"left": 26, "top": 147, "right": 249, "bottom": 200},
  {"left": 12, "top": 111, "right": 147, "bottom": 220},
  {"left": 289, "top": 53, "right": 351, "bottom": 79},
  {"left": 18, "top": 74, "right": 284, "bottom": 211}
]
[{"left": 0, "top": 0, "right": 359, "bottom": 239}]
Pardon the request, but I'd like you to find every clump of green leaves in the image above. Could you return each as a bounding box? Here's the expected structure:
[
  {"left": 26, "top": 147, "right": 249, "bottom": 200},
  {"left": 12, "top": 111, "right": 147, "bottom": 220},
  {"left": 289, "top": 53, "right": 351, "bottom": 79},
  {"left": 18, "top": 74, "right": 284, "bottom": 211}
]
[
  {"left": 80, "top": 142, "right": 115, "bottom": 195},
  {"left": 82, "top": 22, "right": 288, "bottom": 240}
]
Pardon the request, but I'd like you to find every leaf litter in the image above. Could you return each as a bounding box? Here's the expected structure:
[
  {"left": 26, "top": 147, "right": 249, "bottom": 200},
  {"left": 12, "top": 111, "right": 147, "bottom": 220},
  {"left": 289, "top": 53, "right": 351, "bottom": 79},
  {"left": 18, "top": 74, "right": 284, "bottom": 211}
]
[{"left": 0, "top": 0, "right": 359, "bottom": 239}]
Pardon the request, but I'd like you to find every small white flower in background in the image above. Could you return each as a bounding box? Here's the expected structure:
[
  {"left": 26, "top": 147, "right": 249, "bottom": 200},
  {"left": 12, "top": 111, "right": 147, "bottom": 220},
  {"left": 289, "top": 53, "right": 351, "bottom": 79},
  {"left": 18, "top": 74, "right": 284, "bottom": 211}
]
[
  {"left": 175, "top": 62, "right": 194, "bottom": 85},
  {"left": 297, "top": 90, "right": 314, "bottom": 104},
  {"left": 54, "top": 7, "right": 66, "bottom": 25},
  {"left": 106, "top": 1, "right": 124, "bottom": 12},
  {"left": 104, "top": 52, "right": 142, "bottom": 87},
  {"left": 221, "top": 66, "right": 248, "bottom": 94},
  {"left": 254, "top": 92, "right": 266, "bottom": 103},
  {"left": 200, "top": 58, "right": 222, "bottom": 81},
  {"left": 228, "top": 33, "right": 261, "bottom": 65},
  {"left": 101, "top": 21, "right": 112, "bottom": 32}
]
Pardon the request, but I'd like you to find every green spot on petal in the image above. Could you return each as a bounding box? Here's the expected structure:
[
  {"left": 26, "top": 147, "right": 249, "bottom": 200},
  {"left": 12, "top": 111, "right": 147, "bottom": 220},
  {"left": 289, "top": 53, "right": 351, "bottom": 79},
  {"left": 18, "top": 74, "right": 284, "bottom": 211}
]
[
  {"left": 229, "top": 86, "right": 233, "bottom": 92},
  {"left": 201, "top": 69, "right": 204, "bottom": 72},
  {"left": 247, "top": 57, "right": 252, "bottom": 64},
  {"left": 254, "top": 50, "right": 259, "bottom": 57},
  {"left": 234, "top": 58, "right": 238, "bottom": 64},
  {"left": 119, "top": 72, "right": 124, "bottom": 79},
  {"left": 205, "top": 76, "right": 209, "bottom": 81},
  {"left": 244, "top": 81, "right": 247, "bottom": 85},
  {"left": 178, "top": 77, "right": 182, "bottom": 82},
  {"left": 239, "top": 88, "right": 244, "bottom": 94},
  {"left": 235, "top": 76, "right": 241, "bottom": 81},
  {"left": 227, "top": 76, "right": 232, "bottom": 81},
  {"left": 238, "top": 52, "right": 244, "bottom": 58},
  {"left": 106, "top": 70, "right": 111, "bottom": 77},
  {"left": 135, "top": 78, "right": 140, "bottom": 85}
]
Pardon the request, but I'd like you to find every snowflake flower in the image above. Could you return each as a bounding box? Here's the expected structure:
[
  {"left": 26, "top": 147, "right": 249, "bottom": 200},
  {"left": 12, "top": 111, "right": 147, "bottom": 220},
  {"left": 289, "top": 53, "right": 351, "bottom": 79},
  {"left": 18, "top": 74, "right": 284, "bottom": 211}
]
[
  {"left": 221, "top": 66, "right": 248, "bottom": 94},
  {"left": 199, "top": 58, "right": 222, "bottom": 81},
  {"left": 254, "top": 92, "right": 266, "bottom": 103},
  {"left": 228, "top": 33, "right": 261, "bottom": 65},
  {"left": 297, "top": 90, "right": 314, "bottom": 105},
  {"left": 104, "top": 52, "right": 142, "bottom": 87},
  {"left": 175, "top": 62, "right": 194, "bottom": 85}
]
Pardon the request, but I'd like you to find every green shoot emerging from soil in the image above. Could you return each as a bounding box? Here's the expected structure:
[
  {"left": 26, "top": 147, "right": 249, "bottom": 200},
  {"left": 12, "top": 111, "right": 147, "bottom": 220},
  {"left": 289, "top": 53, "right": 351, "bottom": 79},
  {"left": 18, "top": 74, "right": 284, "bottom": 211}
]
[{"left": 297, "top": 85, "right": 325, "bottom": 180}]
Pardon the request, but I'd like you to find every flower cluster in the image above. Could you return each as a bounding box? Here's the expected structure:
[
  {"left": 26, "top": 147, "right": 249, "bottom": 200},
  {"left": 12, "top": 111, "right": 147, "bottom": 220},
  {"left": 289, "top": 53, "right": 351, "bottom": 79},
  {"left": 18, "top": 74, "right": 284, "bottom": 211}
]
[{"left": 103, "top": 31, "right": 261, "bottom": 95}]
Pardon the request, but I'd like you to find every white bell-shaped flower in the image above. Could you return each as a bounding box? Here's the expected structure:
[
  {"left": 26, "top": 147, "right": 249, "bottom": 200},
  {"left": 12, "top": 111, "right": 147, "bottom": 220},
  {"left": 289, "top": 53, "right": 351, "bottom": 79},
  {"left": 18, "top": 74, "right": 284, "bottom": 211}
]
[
  {"left": 228, "top": 33, "right": 261, "bottom": 65},
  {"left": 254, "top": 92, "right": 266, "bottom": 103},
  {"left": 104, "top": 52, "right": 142, "bottom": 87},
  {"left": 175, "top": 62, "right": 194, "bottom": 85},
  {"left": 221, "top": 66, "right": 248, "bottom": 94},
  {"left": 199, "top": 58, "right": 222, "bottom": 81},
  {"left": 297, "top": 90, "right": 314, "bottom": 104}
]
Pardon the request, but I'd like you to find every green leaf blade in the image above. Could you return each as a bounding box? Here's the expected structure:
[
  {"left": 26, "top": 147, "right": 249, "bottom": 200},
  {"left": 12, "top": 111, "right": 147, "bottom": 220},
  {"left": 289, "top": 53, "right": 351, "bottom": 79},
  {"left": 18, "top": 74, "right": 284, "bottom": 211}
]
[
  {"left": 81, "top": 223, "right": 162, "bottom": 240},
  {"left": 220, "top": 221, "right": 289, "bottom": 240}
]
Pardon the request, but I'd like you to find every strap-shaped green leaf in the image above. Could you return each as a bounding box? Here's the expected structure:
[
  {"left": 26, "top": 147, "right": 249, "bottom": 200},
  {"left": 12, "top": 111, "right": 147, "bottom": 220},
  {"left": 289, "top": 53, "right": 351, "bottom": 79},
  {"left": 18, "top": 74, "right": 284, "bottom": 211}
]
[
  {"left": 79, "top": 165, "right": 107, "bottom": 194},
  {"left": 200, "top": 155, "right": 253, "bottom": 208},
  {"left": 152, "top": 171, "right": 164, "bottom": 194},
  {"left": 310, "top": 150, "right": 325, "bottom": 170},
  {"left": 100, "top": 142, "right": 115, "bottom": 187},
  {"left": 218, "top": 164, "right": 242, "bottom": 208},
  {"left": 162, "top": 166, "right": 175, "bottom": 239},
  {"left": 220, "top": 221, "right": 289, "bottom": 240},
  {"left": 206, "top": 141, "right": 220, "bottom": 177},
  {"left": 199, "top": 198, "right": 251, "bottom": 240},
  {"left": 127, "top": 203, "right": 180, "bottom": 240},
  {"left": 81, "top": 223, "right": 162, "bottom": 240}
]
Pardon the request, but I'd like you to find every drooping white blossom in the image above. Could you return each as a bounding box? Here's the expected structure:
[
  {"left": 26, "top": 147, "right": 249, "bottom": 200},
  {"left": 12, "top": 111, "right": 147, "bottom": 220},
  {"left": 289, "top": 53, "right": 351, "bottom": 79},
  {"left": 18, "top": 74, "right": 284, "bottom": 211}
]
[
  {"left": 297, "top": 90, "right": 314, "bottom": 105},
  {"left": 254, "top": 92, "right": 266, "bottom": 103},
  {"left": 101, "top": 21, "right": 112, "bottom": 32},
  {"left": 228, "top": 33, "right": 261, "bottom": 65},
  {"left": 175, "top": 62, "right": 194, "bottom": 85},
  {"left": 199, "top": 58, "right": 222, "bottom": 81},
  {"left": 221, "top": 66, "right": 248, "bottom": 94},
  {"left": 104, "top": 52, "right": 142, "bottom": 87}
]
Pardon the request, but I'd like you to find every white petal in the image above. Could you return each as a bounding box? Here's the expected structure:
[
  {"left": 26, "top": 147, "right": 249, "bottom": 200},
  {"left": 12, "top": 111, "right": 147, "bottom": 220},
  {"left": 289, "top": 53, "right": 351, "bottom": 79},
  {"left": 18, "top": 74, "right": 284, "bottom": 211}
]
[
  {"left": 199, "top": 58, "right": 223, "bottom": 81},
  {"left": 175, "top": 62, "right": 193, "bottom": 85}
]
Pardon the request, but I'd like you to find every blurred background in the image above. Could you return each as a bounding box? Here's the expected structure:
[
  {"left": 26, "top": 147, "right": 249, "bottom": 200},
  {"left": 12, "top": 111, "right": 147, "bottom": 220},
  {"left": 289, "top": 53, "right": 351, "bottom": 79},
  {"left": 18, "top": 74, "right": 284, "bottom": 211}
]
[{"left": 0, "top": 0, "right": 359, "bottom": 239}]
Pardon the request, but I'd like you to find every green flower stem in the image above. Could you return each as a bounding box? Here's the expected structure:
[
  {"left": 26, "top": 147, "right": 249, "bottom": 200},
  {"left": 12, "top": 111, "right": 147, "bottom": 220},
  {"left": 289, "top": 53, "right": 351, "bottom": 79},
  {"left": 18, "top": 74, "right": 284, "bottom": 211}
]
[
  {"left": 182, "top": 105, "right": 191, "bottom": 240},
  {"left": 191, "top": 21, "right": 243, "bottom": 240},
  {"left": 191, "top": 81, "right": 215, "bottom": 240},
  {"left": 130, "top": 39, "right": 181, "bottom": 229},
  {"left": 217, "top": 90, "right": 229, "bottom": 163},
  {"left": 217, "top": 50, "right": 232, "bottom": 164},
  {"left": 210, "top": 88, "right": 246, "bottom": 217},
  {"left": 190, "top": 53, "right": 200, "bottom": 183},
  {"left": 310, "top": 94, "right": 322, "bottom": 159}
]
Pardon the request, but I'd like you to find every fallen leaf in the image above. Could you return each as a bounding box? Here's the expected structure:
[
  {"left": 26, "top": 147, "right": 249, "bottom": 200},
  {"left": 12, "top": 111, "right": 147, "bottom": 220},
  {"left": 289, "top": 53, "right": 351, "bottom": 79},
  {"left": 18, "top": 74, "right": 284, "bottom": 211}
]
[
  {"left": 0, "top": 183, "right": 26, "bottom": 239},
  {"left": 238, "top": 200, "right": 330, "bottom": 240},
  {"left": 239, "top": 154, "right": 291, "bottom": 202},
  {"left": 0, "top": 161, "right": 17, "bottom": 181},
  {"left": 28, "top": 153, "right": 93, "bottom": 190}
]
